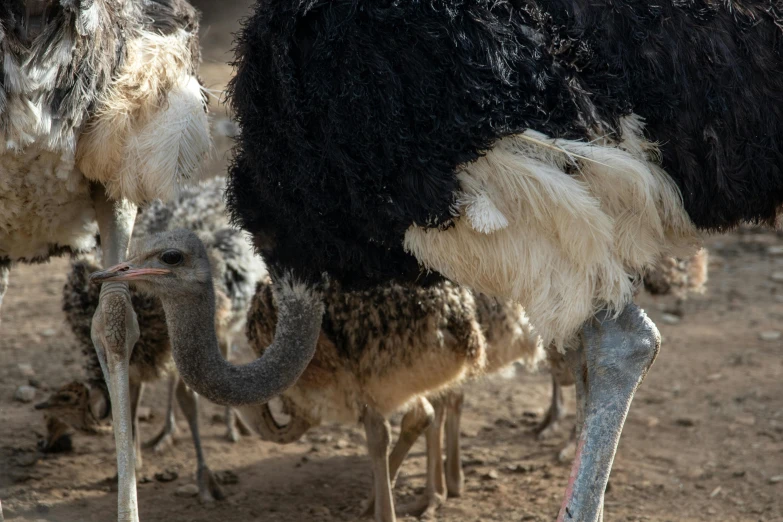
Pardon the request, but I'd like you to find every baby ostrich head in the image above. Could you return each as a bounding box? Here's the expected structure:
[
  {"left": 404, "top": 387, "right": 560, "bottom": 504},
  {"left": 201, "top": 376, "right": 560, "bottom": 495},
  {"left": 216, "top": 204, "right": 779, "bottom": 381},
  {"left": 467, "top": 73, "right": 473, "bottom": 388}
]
[
  {"left": 90, "top": 228, "right": 213, "bottom": 298},
  {"left": 90, "top": 229, "right": 325, "bottom": 408}
]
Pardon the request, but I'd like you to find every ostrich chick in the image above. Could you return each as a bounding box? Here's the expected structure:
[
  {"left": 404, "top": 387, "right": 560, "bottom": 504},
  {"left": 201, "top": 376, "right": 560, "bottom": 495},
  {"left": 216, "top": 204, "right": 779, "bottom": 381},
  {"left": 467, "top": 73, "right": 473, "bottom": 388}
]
[
  {"left": 393, "top": 293, "right": 545, "bottom": 518},
  {"left": 38, "top": 178, "right": 265, "bottom": 502},
  {"left": 90, "top": 229, "right": 487, "bottom": 522}
]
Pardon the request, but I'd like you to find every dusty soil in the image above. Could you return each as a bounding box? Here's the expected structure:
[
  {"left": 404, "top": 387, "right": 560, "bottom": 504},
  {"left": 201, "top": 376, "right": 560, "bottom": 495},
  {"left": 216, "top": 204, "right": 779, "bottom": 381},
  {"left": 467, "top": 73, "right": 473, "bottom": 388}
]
[{"left": 1, "top": 2, "right": 783, "bottom": 521}]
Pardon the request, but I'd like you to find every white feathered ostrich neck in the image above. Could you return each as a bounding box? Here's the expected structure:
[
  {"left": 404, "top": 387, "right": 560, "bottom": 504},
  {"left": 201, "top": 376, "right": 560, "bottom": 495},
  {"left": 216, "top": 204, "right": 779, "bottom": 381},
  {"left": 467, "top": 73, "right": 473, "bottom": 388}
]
[{"left": 0, "top": 0, "right": 210, "bottom": 264}]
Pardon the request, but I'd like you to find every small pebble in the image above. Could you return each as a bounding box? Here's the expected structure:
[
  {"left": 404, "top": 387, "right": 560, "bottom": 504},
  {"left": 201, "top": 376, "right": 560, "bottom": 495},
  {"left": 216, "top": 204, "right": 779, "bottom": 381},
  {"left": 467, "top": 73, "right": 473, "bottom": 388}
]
[
  {"left": 28, "top": 378, "right": 40, "bottom": 388},
  {"left": 770, "top": 272, "right": 783, "bottom": 283},
  {"left": 314, "top": 434, "right": 332, "bottom": 443},
  {"left": 768, "top": 246, "right": 783, "bottom": 256},
  {"left": 17, "top": 363, "right": 35, "bottom": 377},
  {"left": 709, "top": 486, "right": 722, "bottom": 498},
  {"left": 660, "top": 313, "right": 680, "bottom": 325},
  {"left": 759, "top": 331, "right": 782, "bottom": 342},
  {"left": 675, "top": 417, "right": 696, "bottom": 428},
  {"left": 334, "top": 439, "right": 349, "bottom": 450},
  {"left": 16, "top": 453, "right": 40, "bottom": 467},
  {"left": 309, "top": 506, "right": 331, "bottom": 517},
  {"left": 14, "top": 385, "right": 36, "bottom": 403},
  {"left": 154, "top": 470, "right": 178, "bottom": 483},
  {"left": 645, "top": 416, "right": 660, "bottom": 428},
  {"left": 506, "top": 463, "right": 535, "bottom": 474},
  {"left": 174, "top": 484, "right": 199, "bottom": 498},
  {"left": 482, "top": 469, "right": 499, "bottom": 481},
  {"left": 41, "top": 328, "right": 56, "bottom": 338},
  {"left": 769, "top": 475, "right": 783, "bottom": 484},
  {"left": 215, "top": 470, "right": 239, "bottom": 485},
  {"left": 35, "top": 503, "right": 51, "bottom": 514}
]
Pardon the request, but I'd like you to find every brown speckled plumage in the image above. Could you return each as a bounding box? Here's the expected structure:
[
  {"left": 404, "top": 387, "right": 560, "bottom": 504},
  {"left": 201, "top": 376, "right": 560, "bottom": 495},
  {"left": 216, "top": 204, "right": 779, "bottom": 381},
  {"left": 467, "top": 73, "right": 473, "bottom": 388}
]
[
  {"left": 643, "top": 250, "right": 709, "bottom": 299},
  {"left": 247, "top": 279, "right": 543, "bottom": 427},
  {"left": 248, "top": 280, "right": 485, "bottom": 423}
]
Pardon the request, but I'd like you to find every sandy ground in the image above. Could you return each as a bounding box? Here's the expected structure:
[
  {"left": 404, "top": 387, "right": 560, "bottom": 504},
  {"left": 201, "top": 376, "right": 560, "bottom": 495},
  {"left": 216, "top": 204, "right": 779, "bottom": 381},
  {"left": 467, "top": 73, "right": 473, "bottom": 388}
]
[{"left": 1, "top": 2, "right": 783, "bottom": 521}]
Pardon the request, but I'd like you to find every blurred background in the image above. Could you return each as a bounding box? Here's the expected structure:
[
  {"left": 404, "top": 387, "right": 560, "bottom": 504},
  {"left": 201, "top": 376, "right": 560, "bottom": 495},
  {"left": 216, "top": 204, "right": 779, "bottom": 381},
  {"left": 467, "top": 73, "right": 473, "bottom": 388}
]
[{"left": 0, "top": 2, "right": 781, "bottom": 521}]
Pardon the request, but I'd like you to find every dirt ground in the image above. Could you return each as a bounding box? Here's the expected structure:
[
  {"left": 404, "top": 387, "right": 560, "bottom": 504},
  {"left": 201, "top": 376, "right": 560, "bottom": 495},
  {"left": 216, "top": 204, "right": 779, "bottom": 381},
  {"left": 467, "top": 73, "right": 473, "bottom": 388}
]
[{"left": 1, "top": 2, "right": 783, "bottom": 521}]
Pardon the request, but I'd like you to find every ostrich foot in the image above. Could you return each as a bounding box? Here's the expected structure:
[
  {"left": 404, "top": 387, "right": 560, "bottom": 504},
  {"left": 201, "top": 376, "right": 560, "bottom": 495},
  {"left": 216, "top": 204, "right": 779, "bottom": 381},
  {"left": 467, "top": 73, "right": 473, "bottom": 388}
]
[
  {"left": 397, "top": 492, "right": 445, "bottom": 520},
  {"left": 197, "top": 467, "right": 225, "bottom": 503},
  {"left": 143, "top": 409, "right": 179, "bottom": 454}
]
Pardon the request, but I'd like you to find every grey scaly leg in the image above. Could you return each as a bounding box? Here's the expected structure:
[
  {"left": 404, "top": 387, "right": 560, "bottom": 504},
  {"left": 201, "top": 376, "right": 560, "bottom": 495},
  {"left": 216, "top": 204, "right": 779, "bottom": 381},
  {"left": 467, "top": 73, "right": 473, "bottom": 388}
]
[
  {"left": 0, "top": 260, "right": 10, "bottom": 325},
  {"left": 130, "top": 383, "right": 144, "bottom": 471},
  {"left": 557, "top": 304, "right": 659, "bottom": 522},
  {"left": 90, "top": 185, "right": 140, "bottom": 522},
  {"left": 175, "top": 381, "right": 224, "bottom": 503}
]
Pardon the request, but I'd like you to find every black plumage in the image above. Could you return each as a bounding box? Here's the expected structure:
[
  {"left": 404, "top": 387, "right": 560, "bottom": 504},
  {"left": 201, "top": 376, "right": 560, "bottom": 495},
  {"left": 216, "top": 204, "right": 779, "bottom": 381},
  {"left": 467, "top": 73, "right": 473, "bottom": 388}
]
[{"left": 227, "top": 0, "right": 783, "bottom": 287}]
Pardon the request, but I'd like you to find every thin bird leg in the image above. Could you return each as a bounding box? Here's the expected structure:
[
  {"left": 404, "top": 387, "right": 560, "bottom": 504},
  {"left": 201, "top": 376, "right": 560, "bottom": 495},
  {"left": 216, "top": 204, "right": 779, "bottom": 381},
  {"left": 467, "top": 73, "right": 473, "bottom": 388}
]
[
  {"left": 557, "top": 304, "right": 660, "bottom": 522},
  {"left": 444, "top": 391, "right": 464, "bottom": 497},
  {"left": 0, "top": 260, "right": 10, "bottom": 325},
  {"left": 362, "top": 397, "right": 434, "bottom": 517},
  {"left": 362, "top": 406, "right": 395, "bottom": 522},
  {"left": 558, "top": 357, "right": 584, "bottom": 464},
  {"left": 535, "top": 374, "right": 566, "bottom": 439},
  {"left": 219, "top": 337, "right": 251, "bottom": 441},
  {"left": 130, "top": 383, "right": 144, "bottom": 471},
  {"left": 90, "top": 185, "right": 140, "bottom": 522},
  {"left": 144, "top": 376, "right": 179, "bottom": 453},
  {"left": 175, "top": 380, "right": 225, "bottom": 503},
  {"left": 398, "top": 398, "right": 447, "bottom": 520}
]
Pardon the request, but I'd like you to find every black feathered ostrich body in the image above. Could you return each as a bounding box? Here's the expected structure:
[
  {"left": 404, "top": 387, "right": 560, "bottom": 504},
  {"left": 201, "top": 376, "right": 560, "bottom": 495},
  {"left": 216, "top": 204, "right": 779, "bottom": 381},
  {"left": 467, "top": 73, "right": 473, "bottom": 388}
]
[
  {"left": 228, "top": 0, "right": 783, "bottom": 344},
  {"left": 0, "top": 2, "right": 210, "bottom": 521},
  {"left": 221, "top": 1, "right": 783, "bottom": 521}
]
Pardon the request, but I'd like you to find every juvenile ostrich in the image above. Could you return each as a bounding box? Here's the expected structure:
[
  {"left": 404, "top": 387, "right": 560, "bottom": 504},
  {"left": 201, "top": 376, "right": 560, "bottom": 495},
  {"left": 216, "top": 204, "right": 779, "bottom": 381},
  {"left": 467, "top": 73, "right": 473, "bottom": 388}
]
[
  {"left": 93, "top": 229, "right": 486, "bottom": 522},
  {"left": 0, "top": 1, "right": 210, "bottom": 519},
  {"left": 175, "top": 2, "right": 783, "bottom": 520},
  {"left": 37, "top": 177, "right": 264, "bottom": 502}
]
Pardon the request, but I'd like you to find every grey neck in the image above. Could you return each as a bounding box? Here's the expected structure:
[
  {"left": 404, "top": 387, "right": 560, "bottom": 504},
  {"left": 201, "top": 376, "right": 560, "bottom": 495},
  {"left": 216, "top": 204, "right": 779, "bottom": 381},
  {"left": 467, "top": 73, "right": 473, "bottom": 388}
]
[{"left": 158, "top": 277, "right": 324, "bottom": 406}]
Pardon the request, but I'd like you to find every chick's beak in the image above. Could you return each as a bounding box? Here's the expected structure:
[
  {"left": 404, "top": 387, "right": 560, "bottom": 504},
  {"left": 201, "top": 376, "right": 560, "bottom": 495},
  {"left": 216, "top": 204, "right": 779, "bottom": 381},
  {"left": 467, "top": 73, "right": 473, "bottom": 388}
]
[{"left": 89, "top": 262, "right": 171, "bottom": 284}]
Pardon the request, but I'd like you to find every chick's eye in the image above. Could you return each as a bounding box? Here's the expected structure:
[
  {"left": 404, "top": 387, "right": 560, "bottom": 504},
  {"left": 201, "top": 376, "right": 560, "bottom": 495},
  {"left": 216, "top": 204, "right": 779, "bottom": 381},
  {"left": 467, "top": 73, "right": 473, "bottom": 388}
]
[{"left": 160, "top": 250, "right": 184, "bottom": 266}]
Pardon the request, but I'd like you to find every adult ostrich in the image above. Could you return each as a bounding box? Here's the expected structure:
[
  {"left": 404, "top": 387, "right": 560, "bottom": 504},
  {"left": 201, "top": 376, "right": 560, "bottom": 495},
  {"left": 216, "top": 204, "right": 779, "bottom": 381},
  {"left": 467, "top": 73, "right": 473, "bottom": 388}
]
[
  {"left": 0, "top": 1, "right": 210, "bottom": 520},
  {"left": 137, "top": 1, "right": 781, "bottom": 520}
]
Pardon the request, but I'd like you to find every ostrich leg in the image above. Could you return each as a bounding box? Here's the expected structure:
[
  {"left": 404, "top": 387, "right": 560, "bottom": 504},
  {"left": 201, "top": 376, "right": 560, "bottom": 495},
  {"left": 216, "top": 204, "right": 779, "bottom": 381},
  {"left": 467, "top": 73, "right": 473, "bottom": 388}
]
[
  {"left": 557, "top": 304, "right": 659, "bottom": 522},
  {"left": 174, "top": 380, "right": 224, "bottom": 503},
  {"left": 362, "top": 397, "right": 434, "bottom": 517},
  {"left": 144, "top": 377, "right": 179, "bottom": 453},
  {"left": 444, "top": 391, "right": 464, "bottom": 498},
  {"left": 90, "top": 185, "right": 140, "bottom": 522},
  {"left": 535, "top": 374, "right": 566, "bottom": 439},
  {"left": 363, "top": 406, "right": 395, "bottom": 522},
  {"left": 0, "top": 260, "right": 10, "bottom": 324}
]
